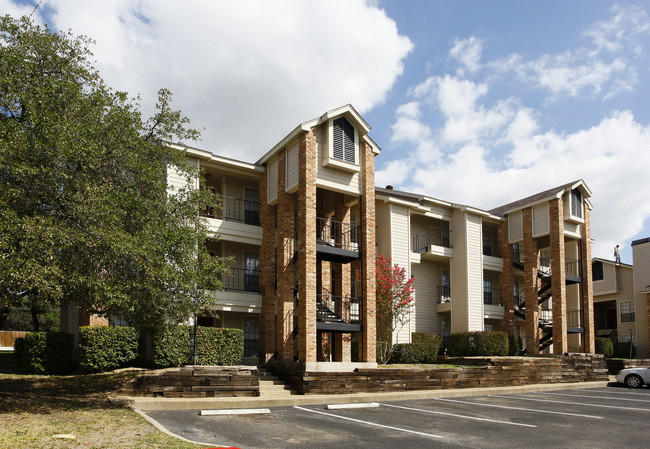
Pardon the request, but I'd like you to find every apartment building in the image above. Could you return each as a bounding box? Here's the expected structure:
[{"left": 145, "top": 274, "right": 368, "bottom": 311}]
[
  {"left": 164, "top": 105, "right": 596, "bottom": 368},
  {"left": 593, "top": 238, "right": 650, "bottom": 357}
]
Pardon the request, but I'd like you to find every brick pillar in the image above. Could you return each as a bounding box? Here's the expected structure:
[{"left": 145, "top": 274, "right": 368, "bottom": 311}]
[
  {"left": 581, "top": 206, "right": 596, "bottom": 353},
  {"left": 259, "top": 157, "right": 277, "bottom": 364},
  {"left": 360, "top": 141, "right": 377, "bottom": 363},
  {"left": 498, "top": 220, "right": 515, "bottom": 335},
  {"left": 297, "top": 130, "right": 317, "bottom": 363},
  {"left": 522, "top": 208, "right": 540, "bottom": 354},
  {"left": 549, "top": 198, "right": 568, "bottom": 354},
  {"left": 332, "top": 192, "right": 352, "bottom": 362},
  {"left": 276, "top": 150, "right": 296, "bottom": 362}
]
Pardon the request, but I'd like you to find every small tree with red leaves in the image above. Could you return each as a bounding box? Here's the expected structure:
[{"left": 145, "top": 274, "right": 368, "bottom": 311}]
[{"left": 375, "top": 254, "right": 415, "bottom": 363}]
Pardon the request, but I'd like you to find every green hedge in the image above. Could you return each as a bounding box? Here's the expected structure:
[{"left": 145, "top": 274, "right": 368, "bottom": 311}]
[
  {"left": 390, "top": 332, "right": 442, "bottom": 364},
  {"left": 613, "top": 341, "right": 636, "bottom": 359},
  {"left": 78, "top": 326, "right": 139, "bottom": 373},
  {"left": 195, "top": 326, "right": 243, "bottom": 366},
  {"left": 508, "top": 335, "right": 524, "bottom": 356},
  {"left": 595, "top": 337, "right": 614, "bottom": 358},
  {"left": 152, "top": 324, "right": 193, "bottom": 367},
  {"left": 13, "top": 332, "right": 74, "bottom": 374},
  {"left": 448, "top": 331, "right": 509, "bottom": 356}
]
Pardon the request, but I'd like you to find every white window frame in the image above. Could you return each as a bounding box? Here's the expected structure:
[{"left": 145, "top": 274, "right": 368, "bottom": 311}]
[{"left": 325, "top": 117, "right": 360, "bottom": 173}]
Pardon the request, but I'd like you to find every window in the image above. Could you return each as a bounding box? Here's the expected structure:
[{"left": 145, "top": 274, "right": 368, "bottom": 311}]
[
  {"left": 571, "top": 188, "right": 582, "bottom": 219},
  {"left": 244, "top": 252, "right": 259, "bottom": 292},
  {"left": 620, "top": 301, "right": 635, "bottom": 323},
  {"left": 332, "top": 117, "right": 355, "bottom": 164},
  {"left": 243, "top": 316, "right": 259, "bottom": 357},
  {"left": 244, "top": 188, "right": 259, "bottom": 225},
  {"left": 592, "top": 261, "right": 604, "bottom": 281},
  {"left": 483, "top": 276, "right": 493, "bottom": 305},
  {"left": 482, "top": 229, "right": 493, "bottom": 256},
  {"left": 484, "top": 322, "right": 493, "bottom": 332}
]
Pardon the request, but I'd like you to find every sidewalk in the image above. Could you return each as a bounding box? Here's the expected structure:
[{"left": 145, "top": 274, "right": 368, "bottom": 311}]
[{"left": 119, "top": 378, "right": 613, "bottom": 411}]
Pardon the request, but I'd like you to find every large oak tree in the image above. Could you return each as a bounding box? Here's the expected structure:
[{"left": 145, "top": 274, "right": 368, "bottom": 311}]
[{"left": 0, "top": 15, "right": 225, "bottom": 332}]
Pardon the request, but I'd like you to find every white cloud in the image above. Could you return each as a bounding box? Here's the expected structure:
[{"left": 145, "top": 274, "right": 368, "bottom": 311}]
[
  {"left": 449, "top": 37, "right": 482, "bottom": 74},
  {"left": 584, "top": 4, "right": 650, "bottom": 54},
  {"left": 16, "top": 0, "right": 412, "bottom": 160}
]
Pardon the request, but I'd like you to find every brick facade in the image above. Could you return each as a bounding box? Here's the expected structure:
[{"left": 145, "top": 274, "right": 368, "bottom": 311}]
[
  {"left": 581, "top": 206, "right": 595, "bottom": 353},
  {"left": 498, "top": 220, "right": 515, "bottom": 334},
  {"left": 549, "top": 197, "right": 568, "bottom": 354},
  {"left": 522, "top": 207, "right": 540, "bottom": 354}
]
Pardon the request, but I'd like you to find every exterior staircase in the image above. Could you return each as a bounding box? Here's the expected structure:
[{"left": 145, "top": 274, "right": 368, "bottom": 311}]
[{"left": 257, "top": 367, "right": 297, "bottom": 398}]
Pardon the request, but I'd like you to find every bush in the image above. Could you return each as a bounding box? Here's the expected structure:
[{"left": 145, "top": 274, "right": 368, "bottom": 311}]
[
  {"left": 15, "top": 332, "right": 46, "bottom": 374},
  {"left": 447, "top": 331, "right": 509, "bottom": 356},
  {"left": 595, "top": 337, "right": 614, "bottom": 358},
  {"left": 508, "top": 335, "right": 524, "bottom": 356},
  {"left": 390, "top": 332, "right": 442, "bottom": 364},
  {"left": 45, "top": 332, "right": 75, "bottom": 374},
  {"left": 613, "top": 341, "right": 637, "bottom": 359},
  {"left": 152, "top": 324, "right": 193, "bottom": 367},
  {"left": 13, "top": 332, "right": 74, "bottom": 374},
  {"left": 79, "top": 326, "right": 139, "bottom": 373},
  {"left": 195, "top": 327, "right": 243, "bottom": 366}
]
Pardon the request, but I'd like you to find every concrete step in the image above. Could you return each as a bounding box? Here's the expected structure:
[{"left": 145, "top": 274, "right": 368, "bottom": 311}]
[{"left": 257, "top": 369, "right": 297, "bottom": 397}]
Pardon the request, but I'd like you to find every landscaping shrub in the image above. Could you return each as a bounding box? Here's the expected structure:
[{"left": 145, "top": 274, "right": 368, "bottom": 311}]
[
  {"left": 447, "top": 331, "right": 509, "bottom": 356},
  {"left": 14, "top": 332, "right": 46, "bottom": 374},
  {"left": 390, "top": 332, "right": 442, "bottom": 364},
  {"left": 595, "top": 337, "right": 614, "bottom": 358},
  {"left": 376, "top": 340, "right": 391, "bottom": 364},
  {"left": 152, "top": 324, "right": 193, "bottom": 367},
  {"left": 508, "top": 335, "right": 524, "bottom": 356},
  {"left": 613, "top": 341, "right": 636, "bottom": 359},
  {"left": 78, "top": 326, "right": 139, "bottom": 373},
  {"left": 44, "top": 331, "right": 75, "bottom": 374},
  {"left": 195, "top": 326, "right": 243, "bottom": 366}
]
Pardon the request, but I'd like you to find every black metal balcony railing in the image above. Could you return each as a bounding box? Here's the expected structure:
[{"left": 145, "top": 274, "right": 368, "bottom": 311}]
[
  {"left": 412, "top": 226, "right": 452, "bottom": 253},
  {"left": 437, "top": 285, "right": 451, "bottom": 303},
  {"left": 514, "top": 292, "right": 525, "bottom": 309},
  {"left": 316, "top": 217, "right": 360, "bottom": 252},
  {"left": 316, "top": 291, "right": 361, "bottom": 323},
  {"left": 203, "top": 196, "right": 260, "bottom": 226},
  {"left": 537, "top": 257, "right": 582, "bottom": 277},
  {"left": 223, "top": 267, "right": 260, "bottom": 293},
  {"left": 482, "top": 239, "right": 501, "bottom": 257},
  {"left": 539, "top": 309, "right": 582, "bottom": 328},
  {"left": 483, "top": 287, "right": 502, "bottom": 306},
  {"left": 513, "top": 244, "right": 524, "bottom": 266}
]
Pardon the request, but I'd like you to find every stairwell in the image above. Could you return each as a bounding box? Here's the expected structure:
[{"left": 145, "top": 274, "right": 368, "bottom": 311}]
[{"left": 257, "top": 367, "right": 297, "bottom": 398}]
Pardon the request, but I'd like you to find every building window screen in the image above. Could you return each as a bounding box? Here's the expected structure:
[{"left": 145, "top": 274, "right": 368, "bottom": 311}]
[
  {"left": 592, "top": 261, "right": 603, "bottom": 281},
  {"left": 571, "top": 188, "right": 582, "bottom": 218}
]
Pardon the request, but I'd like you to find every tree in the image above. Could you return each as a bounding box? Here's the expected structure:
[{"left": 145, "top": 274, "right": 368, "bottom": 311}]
[
  {"left": 0, "top": 15, "right": 226, "bottom": 332},
  {"left": 375, "top": 254, "right": 415, "bottom": 363}
]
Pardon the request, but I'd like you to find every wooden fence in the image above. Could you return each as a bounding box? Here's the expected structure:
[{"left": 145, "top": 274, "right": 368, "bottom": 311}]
[{"left": 0, "top": 331, "right": 27, "bottom": 348}]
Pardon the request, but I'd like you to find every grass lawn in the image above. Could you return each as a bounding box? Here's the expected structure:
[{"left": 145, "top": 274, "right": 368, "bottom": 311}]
[{"left": 0, "top": 352, "right": 208, "bottom": 449}]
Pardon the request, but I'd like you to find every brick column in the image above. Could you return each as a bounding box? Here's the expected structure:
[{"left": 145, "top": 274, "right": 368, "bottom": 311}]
[
  {"left": 498, "top": 220, "right": 515, "bottom": 335},
  {"left": 522, "top": 208, "right": 540, "bottom": 354},
  {"left": 259, "top": 168, "right": 276, "bottom": 364},
  {"left": 360, "top": 141, "right": 377, "bottom": 363},
  {"left": 297, "top": 130, "right": 317, "bottom": 363},
  {"left": 276, "top": 150, "right": 296, "bottom": 362},
  {"left": 581, "top": 206, "right": 595, "bottom": 353},
  {"left": 549, "top": 198, "right": 568, "bottom": 354}
]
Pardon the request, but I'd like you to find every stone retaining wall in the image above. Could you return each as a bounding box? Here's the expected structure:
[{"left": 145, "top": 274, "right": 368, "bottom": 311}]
[
  {"left": 274, "top": 354, "right": 608, "bottom": 395},
  {"left": 118, "top": 366, "right": 259, "bottom": 398},
  {"left": 605, "top": 358, "right": 650, "bottom": 375}
]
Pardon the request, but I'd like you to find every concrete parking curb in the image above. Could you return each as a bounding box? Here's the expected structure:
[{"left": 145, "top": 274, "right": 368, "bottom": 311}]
[{"left": 116, "top": 380, "right": 613, "bottom": 411}]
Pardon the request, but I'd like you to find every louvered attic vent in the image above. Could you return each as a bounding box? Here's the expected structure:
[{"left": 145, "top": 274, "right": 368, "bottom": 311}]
[{"left": 333, "top": 117, "right": 355, "bottom": 164}]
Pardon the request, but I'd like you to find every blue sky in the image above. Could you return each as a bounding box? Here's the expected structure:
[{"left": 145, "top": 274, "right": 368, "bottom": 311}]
[{"left": 4, "top": 0, "right": 650, "bottom": 263}]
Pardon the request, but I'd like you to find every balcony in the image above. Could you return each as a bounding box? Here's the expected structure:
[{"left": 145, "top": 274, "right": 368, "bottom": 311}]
[
  {"left": 537, "top": 257, "right": 582, "bottom": 284},
  {"left": 316, "top": 217, "right": 360, "bottom": 263},
  {"left": 483, "top": 287, "right": 502, "bottom": 306},
  {"left": 223, "top": 267, "right": 260, "bottom": 293},
  {"left": 437, "top": 285, "right": 451, "bottom": 303},
  {"left": 316, "top": 289, "right": 362, "bottom": 332},
  {"left": 412, "top": 226, "right": 453, "bottom": 261},
  {"left": 203, "top": 196, "right": 260, "bottom": 226},
  {"left": 482, "top": 239, "right": 501, "bottom": 257}
]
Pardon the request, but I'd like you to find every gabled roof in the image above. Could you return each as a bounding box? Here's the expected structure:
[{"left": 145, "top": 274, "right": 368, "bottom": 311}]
[
  {"left": 256, "top": 104, "right": 379, "bottom": 165},
  {"left": 489, "top": 179, "right": 592, "bottom": 216},
  {"left": 592, "top": 257, "right": 633, "bottom": 268}
]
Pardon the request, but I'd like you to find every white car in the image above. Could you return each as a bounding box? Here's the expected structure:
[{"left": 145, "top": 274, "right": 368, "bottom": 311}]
[{"left": 616, "top": 367, "right": 650, "bottom": 388}]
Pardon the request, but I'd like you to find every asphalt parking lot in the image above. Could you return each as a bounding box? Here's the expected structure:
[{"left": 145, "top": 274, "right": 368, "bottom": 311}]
[{"left": 146, "top": 385, "right": 650, "bottom": 448}]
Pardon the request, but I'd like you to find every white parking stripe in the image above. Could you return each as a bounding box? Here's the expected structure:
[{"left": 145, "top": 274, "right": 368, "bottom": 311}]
[
  {"left": 293, "top": 406, "right": 443, "bottom": 439},
  {"left": 583, "top": 388, "right": 650, "bottom": 396},
  {"left": 435, "top": 398, "right": 602, "bottom": 419},
  {"left": 380, "top": 403, "right": 537, "bottom": 428},
  {"left": 492, "top": 395, "right": 650, "bottom": 412},
  {"left": 539, "top": 392, "right": 650, "bottom": 403}
]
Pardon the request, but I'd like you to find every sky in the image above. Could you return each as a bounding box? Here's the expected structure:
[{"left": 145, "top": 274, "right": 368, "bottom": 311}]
[{"left": 3, "top": 0, "right": 650, "bottom": 264}]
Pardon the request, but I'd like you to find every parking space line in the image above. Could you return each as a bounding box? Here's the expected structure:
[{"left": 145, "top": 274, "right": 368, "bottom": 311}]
[
  {"left": 380, "top": 403, "right": 537, "bottom": 427},
  {"left": 491, "top": 395, "right": 650, "bottom": 412},
  {"left": 539, "top": 392, "right": 650, "bottom": 403},
  {"left": 583, "top": 388, "right": 650, "bottom": 396},
  {"left": 435, "top": 398, "right": 602, "bottom": 419},
  {"left": 293, "top": 406, "right": 443, "bottom": 439}
]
